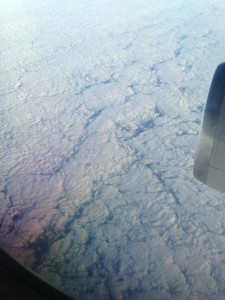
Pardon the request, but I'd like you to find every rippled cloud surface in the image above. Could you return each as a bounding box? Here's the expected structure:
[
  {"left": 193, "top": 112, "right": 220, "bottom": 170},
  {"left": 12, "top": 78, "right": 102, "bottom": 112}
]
[{"left": 1, "top": 0, "right": 225, "bottom": 299}]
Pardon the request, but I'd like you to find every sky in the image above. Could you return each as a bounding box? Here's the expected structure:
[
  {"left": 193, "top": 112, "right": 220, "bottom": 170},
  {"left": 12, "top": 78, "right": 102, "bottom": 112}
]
[{"left": 1, "top": 0, "right": 225, "bottom": 299}]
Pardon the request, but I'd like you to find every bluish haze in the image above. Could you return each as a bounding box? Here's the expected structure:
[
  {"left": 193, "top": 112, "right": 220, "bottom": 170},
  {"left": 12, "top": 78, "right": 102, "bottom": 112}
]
[{"left": 1, "top": 0, "right": 225, "bottom": 299}]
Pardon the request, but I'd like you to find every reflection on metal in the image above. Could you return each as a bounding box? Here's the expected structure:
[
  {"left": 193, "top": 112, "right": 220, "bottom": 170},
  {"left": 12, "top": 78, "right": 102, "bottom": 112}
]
[{"left": 194, "top": 62, "right": 225, "bottom": 193}]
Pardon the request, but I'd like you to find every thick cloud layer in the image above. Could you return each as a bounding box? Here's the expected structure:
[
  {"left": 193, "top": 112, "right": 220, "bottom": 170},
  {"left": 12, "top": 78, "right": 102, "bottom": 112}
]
[{"left": 1, "top": 0, "right": 225, "bottom": 299}]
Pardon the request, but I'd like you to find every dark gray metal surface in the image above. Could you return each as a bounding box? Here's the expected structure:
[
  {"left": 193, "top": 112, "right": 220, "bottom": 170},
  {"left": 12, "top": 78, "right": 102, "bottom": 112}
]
[{"left": 194, "top": 62, "right": 225, "bottom": 193}]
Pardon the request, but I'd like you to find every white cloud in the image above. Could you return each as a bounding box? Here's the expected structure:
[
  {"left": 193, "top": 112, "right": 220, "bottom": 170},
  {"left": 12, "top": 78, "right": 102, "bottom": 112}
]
[{"left": 1, "top": 0, "right": 225, "bottom": 299}]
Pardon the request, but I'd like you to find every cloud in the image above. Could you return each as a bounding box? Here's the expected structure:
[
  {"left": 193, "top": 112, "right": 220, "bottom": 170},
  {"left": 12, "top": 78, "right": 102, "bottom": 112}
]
[{"left": 1, "top": 0, "right": 225, "bottom": 299}]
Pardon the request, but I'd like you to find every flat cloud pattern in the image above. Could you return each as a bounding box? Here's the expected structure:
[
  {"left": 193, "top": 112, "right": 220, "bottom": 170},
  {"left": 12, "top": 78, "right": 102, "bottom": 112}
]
[{"left": 1, "top": 0, "right": 225, "bottom": 299}]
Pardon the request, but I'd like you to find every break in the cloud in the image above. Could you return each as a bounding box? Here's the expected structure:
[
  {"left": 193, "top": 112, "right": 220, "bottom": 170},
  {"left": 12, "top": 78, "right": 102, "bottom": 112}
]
[{"left": 1, "top": 0, "right": 225, "bottom": 299}]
